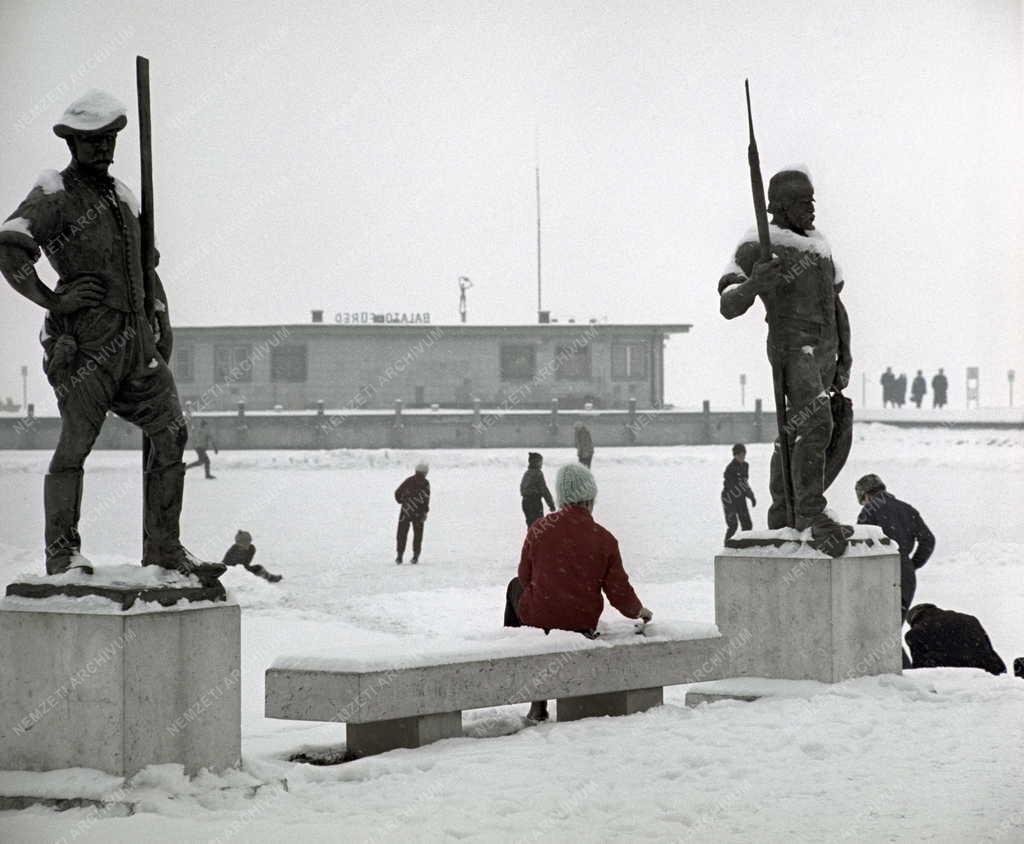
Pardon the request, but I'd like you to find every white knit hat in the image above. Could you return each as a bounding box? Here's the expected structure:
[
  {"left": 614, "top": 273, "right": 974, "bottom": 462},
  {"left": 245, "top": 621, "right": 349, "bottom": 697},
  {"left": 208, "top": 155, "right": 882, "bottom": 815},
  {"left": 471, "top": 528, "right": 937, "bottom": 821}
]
[
  {"left": 415, "top": 461, "right": 429, "bottom": 474},
  {"left": 555, "top": 463, "right": 597, "bottom": 507}
]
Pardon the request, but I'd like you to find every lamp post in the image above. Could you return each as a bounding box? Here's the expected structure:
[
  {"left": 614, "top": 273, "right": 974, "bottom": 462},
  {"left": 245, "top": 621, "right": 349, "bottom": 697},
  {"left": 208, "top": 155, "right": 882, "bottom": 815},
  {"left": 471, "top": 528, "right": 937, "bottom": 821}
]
[
  {"left": 739, "top": 373, "right": 746, "bottom": 408},
  {"left": 20, "top": 365, "right": 27, "bottom": 414}
]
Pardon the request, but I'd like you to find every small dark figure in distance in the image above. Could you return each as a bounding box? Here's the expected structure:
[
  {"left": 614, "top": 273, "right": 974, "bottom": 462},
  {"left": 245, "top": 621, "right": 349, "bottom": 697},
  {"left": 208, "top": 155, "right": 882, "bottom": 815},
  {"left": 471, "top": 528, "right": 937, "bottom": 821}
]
[
  {"left": 911, "top": 370, "right": 927, "bottom": 408},
  {"left": 894, "top": 373, "right": 908, "bottom": 408},
  {"left": 722, "top": 443, "right": 756, "bottom": 543},
  {"left": 932, "top": 368, "right": 948, "bottom": 408},
  {"left": 186, "top": 419, "right": 217, "bottom": 479},
  {"left": 222, "top": 530, "right": 282, "bottom": 582},
  {"left": 395, "top": 461, "right": 430, "bottom": 564},
  {"left": 504, "top": 463, "right": 653, "bottom": 722},
  {"left": 573, "top": 421, "right": 594, "bottom": 468},
  {"left": 520, "top": 452, "right": 555, "bottom": 527},
  {"left": 905, "top": 603, "right": 1006, "bottom": 675},
  {"left": 880, "top": 367, "right": 895, "bottom": 408},
  {"left": 856, "top": 474, "right": 935, "bottom": 624}
]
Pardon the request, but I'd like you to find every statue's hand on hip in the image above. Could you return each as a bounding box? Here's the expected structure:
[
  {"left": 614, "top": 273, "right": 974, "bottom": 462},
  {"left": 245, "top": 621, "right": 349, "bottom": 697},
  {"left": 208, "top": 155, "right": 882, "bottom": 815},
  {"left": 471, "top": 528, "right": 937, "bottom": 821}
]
[{"left": 50, "top": 277, "right": 105, "bottom": 315}]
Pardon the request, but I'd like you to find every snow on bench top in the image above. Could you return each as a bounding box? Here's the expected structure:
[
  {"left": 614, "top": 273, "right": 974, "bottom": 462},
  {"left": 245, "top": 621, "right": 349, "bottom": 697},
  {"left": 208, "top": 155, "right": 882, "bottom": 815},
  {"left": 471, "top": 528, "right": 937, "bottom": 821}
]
[{"left": 271, "top": 618, "right": 721, "bottom": 673}]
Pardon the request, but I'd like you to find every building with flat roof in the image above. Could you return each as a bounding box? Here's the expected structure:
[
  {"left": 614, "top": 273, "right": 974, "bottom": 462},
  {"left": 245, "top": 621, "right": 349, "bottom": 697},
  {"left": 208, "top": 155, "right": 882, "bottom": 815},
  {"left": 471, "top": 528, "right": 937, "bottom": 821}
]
[{"left": 170, "top": 320, "right": 691, "bottom": 412}]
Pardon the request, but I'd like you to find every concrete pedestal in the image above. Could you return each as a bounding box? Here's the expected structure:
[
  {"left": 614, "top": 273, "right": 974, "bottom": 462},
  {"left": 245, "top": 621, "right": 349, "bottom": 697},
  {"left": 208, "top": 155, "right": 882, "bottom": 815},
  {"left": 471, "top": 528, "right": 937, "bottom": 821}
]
[
  {"left": 557, "top": 687, "right": 663, "bottom": 721},
  {"left": 0, "top": 599, "right": 240, "bottom": 777},
  {"left": 715, "top": 536, "right": 902, "bottom": 683},
  {"left": 346, "top": 711, "right": 462, "bottom": 758}
]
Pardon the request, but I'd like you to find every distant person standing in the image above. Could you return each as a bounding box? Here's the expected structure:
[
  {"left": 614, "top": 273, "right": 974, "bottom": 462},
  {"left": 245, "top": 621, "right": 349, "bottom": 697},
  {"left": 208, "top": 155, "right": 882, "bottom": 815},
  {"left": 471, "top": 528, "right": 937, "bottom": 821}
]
[
  {"left": 186, "top": 419, "right": 217, "bottom": 479},
  {"left": 905, "top": 604, "right": 1006, "bottom": 675},
  {"left": 855, "top": 474, "right": 935, "bottom": 622},
  {"left": 519, "top": 452, "right": 555, "bottom": 527},
  {"left": 932, "top": 368, "right": 948, "bottom": 408},
  {"left": 722, "top": 443, "right": 756, "bottom": 543},
  {"left": 880, "top": 367, "right": 895, "bottom": 408},
  {"left": 911, "top": 370, "right": 927, "bottom": 408},
  {"left": 574, "top": 421, "right": 594, "bottom": 468},
  {"left": 895, "top": 373, "right": 908, "bottom": 408},
  {"left": 394, "top": 461, "right": 430, "bottom": 564}
]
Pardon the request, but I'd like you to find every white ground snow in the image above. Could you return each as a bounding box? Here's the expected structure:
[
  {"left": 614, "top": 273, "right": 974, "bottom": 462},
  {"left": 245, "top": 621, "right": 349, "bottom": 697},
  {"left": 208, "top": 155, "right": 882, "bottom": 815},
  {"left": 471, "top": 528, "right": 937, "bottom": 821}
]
[{"left": 1, "top": 423, "right": 1022, "bottom": 842}]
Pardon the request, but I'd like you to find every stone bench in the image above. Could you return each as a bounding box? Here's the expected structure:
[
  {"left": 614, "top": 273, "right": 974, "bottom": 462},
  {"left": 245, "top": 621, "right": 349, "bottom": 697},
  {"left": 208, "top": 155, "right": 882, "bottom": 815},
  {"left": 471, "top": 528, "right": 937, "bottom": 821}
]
[{"left": 265, "top": 623, "right": 729, "bottom": 757}]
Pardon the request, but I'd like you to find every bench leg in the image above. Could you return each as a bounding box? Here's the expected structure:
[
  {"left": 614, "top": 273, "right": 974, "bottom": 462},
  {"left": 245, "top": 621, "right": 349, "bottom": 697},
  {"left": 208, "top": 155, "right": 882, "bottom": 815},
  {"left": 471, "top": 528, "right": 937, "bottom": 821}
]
[
  {"left": 556, "top": 687, "right": 663, "bottom": 721},
  {"left": 346, "top": 711, "right": 462, "bottom": 758}
]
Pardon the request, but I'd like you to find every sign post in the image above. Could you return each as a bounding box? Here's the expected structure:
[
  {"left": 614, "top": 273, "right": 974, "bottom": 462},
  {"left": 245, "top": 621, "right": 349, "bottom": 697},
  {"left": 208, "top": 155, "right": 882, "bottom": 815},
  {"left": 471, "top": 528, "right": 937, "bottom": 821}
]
[{"left": 966, "top": 367, "right": 980, "bottom": 409}]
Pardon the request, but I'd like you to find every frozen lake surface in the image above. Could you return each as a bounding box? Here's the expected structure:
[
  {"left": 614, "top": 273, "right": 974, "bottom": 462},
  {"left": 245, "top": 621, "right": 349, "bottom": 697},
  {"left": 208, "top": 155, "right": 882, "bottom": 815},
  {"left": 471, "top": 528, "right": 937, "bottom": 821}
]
[{"left": 1, "top": 423, "right": 1022, "bottom": 842}]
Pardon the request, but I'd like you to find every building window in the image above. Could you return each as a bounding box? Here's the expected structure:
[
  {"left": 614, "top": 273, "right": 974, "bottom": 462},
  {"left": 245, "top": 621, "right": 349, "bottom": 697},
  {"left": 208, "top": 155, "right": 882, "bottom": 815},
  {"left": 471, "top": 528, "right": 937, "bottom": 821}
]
[
  {"left": 174, "top": 345, "right": 193, "bottom": 382},
  {"left": 556, "top": 345, "right": 591, "bottom": 379},
  {"left": 500, "top": 345, "right": 536, "bottom": 380},
  {"left": 271, "top": 345, "right": 308, "bottom": 383},
  {"left": 214, "top": 344, "right": 253, "bottom": 382},
  {"left": 611, "top": 342, "right": 648, "bottom": 379}
]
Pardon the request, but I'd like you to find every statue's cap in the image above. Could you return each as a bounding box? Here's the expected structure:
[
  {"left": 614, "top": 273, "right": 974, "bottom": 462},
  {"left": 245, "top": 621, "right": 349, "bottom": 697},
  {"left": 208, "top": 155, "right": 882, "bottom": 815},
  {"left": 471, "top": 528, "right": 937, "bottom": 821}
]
[{"left": 53, "top": 90, "right": 128, "bottom": 138}]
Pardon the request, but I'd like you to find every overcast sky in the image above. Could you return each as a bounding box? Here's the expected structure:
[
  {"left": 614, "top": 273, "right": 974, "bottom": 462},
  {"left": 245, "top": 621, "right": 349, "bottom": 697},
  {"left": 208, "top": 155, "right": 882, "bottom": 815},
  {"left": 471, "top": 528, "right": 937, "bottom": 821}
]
[{"left": 1, "top": 0, "right": 1020, "bottom": 413}]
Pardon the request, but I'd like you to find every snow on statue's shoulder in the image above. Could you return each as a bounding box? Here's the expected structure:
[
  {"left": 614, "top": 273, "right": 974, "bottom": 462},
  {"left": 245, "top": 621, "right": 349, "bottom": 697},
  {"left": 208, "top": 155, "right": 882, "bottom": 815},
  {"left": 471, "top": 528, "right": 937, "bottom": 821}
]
[
  {"left": 0, "top": 217, "right": 33, "bottom": 237},
  {"left": 272, "top": 618, "right": 721, "bottom": 673},
  {"left": 34, "top": 169, "right": 64, "bottom": 195},
  {"left": 113, "top": 179, "right": 140, "bottom": 217},
  {"left": 736, "top": 225, "right": 834, "bottom": 260}
]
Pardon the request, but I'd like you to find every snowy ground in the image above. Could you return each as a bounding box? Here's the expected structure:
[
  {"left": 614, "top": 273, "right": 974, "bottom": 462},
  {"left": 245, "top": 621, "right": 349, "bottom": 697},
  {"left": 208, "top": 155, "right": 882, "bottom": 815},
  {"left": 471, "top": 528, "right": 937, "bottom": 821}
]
[{"left": 1, "top": 423, "right": 1023, "bottom": 842}]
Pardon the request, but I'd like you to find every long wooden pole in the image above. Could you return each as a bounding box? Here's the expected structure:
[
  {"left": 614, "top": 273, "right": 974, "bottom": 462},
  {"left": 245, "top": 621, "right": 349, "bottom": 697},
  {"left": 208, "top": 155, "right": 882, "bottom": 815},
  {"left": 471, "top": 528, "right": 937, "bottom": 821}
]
[
  {"left": 746, "top": 80, "right": 794, "bottom": 527},
  {"left": 137, "top": 56, "right": 155, "bottom": 552}
]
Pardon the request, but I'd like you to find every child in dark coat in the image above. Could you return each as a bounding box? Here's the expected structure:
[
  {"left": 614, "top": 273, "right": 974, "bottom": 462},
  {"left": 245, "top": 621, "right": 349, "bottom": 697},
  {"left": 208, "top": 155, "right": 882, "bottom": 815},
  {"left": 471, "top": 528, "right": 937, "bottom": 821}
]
[
  {"left": 519, "top": 452, "right": 555, "bottom": 527},
  {"left": 222, "top": 530, "right": 282, "bottom": 582},
  {"left": 722, "top": 443, "right": 756, "bottom": 543}
]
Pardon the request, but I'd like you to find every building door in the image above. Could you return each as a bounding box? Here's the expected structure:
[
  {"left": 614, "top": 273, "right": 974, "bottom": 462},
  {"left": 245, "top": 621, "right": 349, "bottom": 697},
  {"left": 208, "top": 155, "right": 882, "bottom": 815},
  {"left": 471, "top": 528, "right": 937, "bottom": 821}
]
[{"left": 415, "top": 385, "right": 425, "bottom": 407}]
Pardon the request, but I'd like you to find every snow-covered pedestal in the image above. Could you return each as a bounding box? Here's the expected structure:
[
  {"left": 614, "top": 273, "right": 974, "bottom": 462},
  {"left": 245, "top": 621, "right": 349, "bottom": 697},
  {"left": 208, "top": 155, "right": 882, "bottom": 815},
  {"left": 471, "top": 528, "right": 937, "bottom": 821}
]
[
  {"left": 0, "top": 577, "right": 240, "bottom": 778},
  {"left": 713, "top": 526, "right": 902, "bottom": 684}
]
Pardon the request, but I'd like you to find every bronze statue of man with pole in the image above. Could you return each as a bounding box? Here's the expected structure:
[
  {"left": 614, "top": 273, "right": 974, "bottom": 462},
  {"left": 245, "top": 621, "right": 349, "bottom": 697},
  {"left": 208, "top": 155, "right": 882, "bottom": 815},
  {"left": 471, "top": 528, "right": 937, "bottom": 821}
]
[
  {"left": 0, "top": 79, "right": 224, "bottom": 580},
  {"left": 718, "top": 82, "right": 853, "bottom": 556}
]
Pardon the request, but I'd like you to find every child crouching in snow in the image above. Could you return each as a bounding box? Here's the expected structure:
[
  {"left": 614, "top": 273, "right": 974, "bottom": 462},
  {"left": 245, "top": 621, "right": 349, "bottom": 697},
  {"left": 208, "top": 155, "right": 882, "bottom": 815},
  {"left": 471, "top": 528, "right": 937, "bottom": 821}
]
[{"left": 222, "top": 530, "right": 282, "bottom": 582}]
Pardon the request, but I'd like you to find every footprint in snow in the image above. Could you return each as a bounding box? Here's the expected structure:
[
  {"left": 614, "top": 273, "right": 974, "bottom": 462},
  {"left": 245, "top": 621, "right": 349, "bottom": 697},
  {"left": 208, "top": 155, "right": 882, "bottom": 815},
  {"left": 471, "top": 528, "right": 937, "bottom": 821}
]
[{"left": 799, "top": 741, "right": 829, "bottom": 760}]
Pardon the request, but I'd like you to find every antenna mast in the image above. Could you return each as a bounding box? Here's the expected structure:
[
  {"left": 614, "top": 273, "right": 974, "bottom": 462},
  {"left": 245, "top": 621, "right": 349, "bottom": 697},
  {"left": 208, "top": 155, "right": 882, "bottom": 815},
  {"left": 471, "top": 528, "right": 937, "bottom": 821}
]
[
  {"left": 535, "top": 128, "right": 543, "bottom": 318},
  {"left": 458, "top": 276, "right": 471, "bottom": 323}
]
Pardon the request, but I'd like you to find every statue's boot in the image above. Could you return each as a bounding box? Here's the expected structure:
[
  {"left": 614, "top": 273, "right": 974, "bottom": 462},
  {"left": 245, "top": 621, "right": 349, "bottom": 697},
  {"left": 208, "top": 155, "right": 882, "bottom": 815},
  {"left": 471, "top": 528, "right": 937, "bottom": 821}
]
[
  {"left": 44, "top": 470, "right": 93, "bottom": 575},
  {"left": 141, "top": 462, "right": 226, "bottom": 582},
  {"left": 797, "top": 512, "right": 854, "bottom": 559}
]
